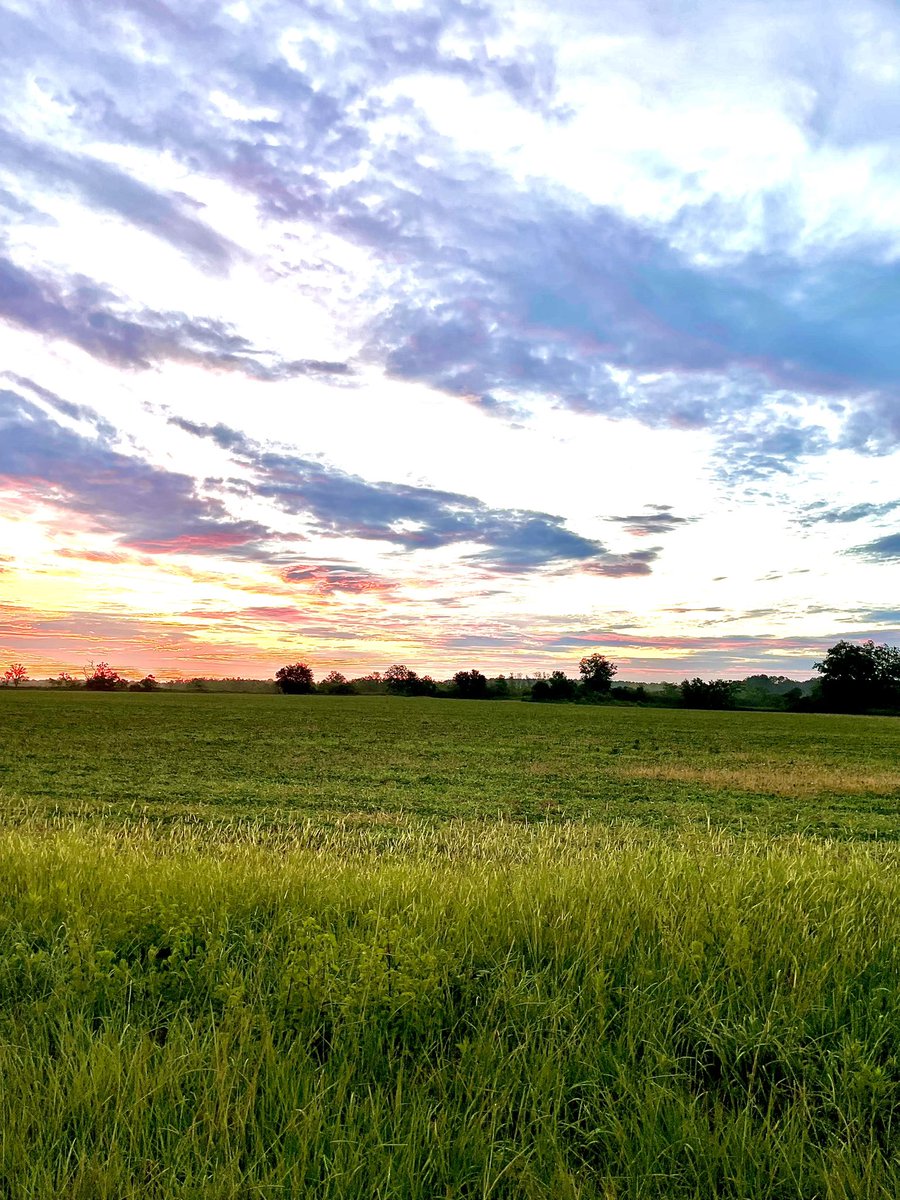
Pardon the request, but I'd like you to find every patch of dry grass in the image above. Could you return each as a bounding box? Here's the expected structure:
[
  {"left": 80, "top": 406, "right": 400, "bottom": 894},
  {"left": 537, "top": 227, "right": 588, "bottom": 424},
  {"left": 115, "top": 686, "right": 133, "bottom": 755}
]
[{"left": 614, "top": 759, "right": 900, "bottom": 798}]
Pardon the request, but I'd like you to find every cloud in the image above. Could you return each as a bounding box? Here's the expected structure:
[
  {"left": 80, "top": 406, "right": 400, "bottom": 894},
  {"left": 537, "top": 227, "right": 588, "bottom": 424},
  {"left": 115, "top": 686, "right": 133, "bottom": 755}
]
[
  {"left": 1, "top": 379, "right": 663, "bottom": 581},
  {"left": 0, "top": 125, "right": 237, "bottom": 273},
  {"left": 3, "top": 0, "right": 900, "bottom": 474},
  {"left": 607, "top": 505, "right": 695, "bottom": 536},
  {"left": 280, "top": 562, "right": 397, "bottom": 595},
  {"left": 0, "top": 387, "right": 273, "bottom": 556},
  {"left": 56, "top": 548, "right": 130, "bottom": 564},
  {"left": 799, "top": 499, "right": 900, "bottom": 525},
  {"left": 0, "top": 253, "right": 350, "bottom": 379},
  {"left": 175, "top": 417, "right": 653, "bottom": 574},
  {"left": 848, "top": 532, "right": 900, "bottom": 562},
  {"left": 577, "top": 550, "right": 660, "bottom": 577},
  {"left": 839, "top": 392, "right": 900, "bottom": 456},
  {"left": 845, "top": 609, "right": 900, "bottom": 624}
]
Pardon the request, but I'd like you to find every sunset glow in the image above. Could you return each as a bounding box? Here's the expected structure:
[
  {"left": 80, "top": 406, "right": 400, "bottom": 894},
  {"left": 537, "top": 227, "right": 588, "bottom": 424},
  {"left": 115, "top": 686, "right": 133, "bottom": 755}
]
[{"left": 1, "top": 0, "right": 899, "bottom": 680}]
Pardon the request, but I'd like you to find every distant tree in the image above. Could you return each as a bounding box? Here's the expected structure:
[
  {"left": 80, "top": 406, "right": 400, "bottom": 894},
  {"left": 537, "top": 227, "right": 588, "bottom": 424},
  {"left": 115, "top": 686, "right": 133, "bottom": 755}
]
[
  {"left": 578, "top": 653, "right": 617, "bottom": 694},
  {"left": 349, "top": 673, "right": 387, "bottom": 694},
  {"left": 611, "top": 684, "right": 648, "bottom": 703},
  {"left": 84, "top": 662, "right": 126, "bottom": 691},
  {"left": 742, "top": 674, "right": 804, "bottom": 696},
  {"left": 128, "top": 675, "right": 158, "bottom": 692},
  {"left": 489, "top": 674, "right": 510, "bottom": 699},
  {"left": 275, "top": 662, "right": 315, "bottom": 694},
  {"left": 3, "top": 663, "right": 27, "bottom": 688},
  {"left": 548, "top": 670, "right": 577, "bottom": 701},
  {"left": 384, "top": 665, "right": 421, "bottom": 695},
  {"left": 814, "top": 640, "right": 900, "bottom": 712},
  {"left": 320, "top": 670, "right": 356, "bottom": 695},
  {"left": 530, "top": 679, "right": 552, "bottom": 702},
  {"left": 51, "top": 671, "right": 78, "bottom": 689},
  {"left": 452, "top": 669, "right": 489, "bottom": 699},
  {"left": 680, "top": 677, "right": 737, "bottom": 710},
  {"left": 783, "top": 686, "right": 811, "bottom": 712},
  {"left": 412, "top": 674, "right": 438, "bottom": 697}
]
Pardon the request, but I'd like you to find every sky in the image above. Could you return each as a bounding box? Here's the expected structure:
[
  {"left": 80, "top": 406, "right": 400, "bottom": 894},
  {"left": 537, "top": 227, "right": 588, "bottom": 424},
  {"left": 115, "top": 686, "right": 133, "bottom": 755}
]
[{"left": 1, "top": 0, "right": 899, "bottom": 682}]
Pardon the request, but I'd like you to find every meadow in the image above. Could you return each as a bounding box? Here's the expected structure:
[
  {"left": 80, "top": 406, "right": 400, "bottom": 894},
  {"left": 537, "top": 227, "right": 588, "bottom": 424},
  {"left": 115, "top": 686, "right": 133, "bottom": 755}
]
[
  {"left": 0, "top": 691, "right": 898, "bottom": 1198},
  {"left": 2, "top": 690, "right": 900, "bottom": 836}
]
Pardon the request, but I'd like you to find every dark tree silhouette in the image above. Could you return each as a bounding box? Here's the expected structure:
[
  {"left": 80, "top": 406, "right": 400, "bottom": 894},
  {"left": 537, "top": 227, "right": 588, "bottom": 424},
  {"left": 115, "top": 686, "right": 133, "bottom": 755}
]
[
  {"left": 680, "top": 677, "right": 737, "bottom": 709},
  {"left": 384, "top": 664, "right": 417, "bottom": 694},
  {"left": 814, "top": 640, "right": 900, "bottom": 711},
  {"left": 320, "top": 671, "right": 356, "bottom": 695},
  {"left": 84, "top": 662, "right": 126, "bottom": 691},
  {"left": 548, "top": 670, "right": 577, "bottom": 701},
  {"left": 128, "top": 675, "right": 158, "bottom": 692},
  {"left": 452, "top": 669, "right": 489, "bottom": 699},
  {"left": 578, "top": 653, "right": 617, "bottom": 694},
  {"left": 383, "top": 664, "right": 437, "bottom": 695},
  {"left": 275, "top": 662, "right": 315, "bottom": 694}
]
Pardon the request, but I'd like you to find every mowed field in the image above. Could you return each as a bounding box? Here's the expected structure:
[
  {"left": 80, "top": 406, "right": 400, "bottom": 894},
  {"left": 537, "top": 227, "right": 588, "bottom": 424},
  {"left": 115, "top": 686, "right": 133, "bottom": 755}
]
[
  {"left": 3, "top": 690, "right": 900, "bottom": 835},
  {"left": 1, "top": 692, "right": 899, "bottom": 1198}
]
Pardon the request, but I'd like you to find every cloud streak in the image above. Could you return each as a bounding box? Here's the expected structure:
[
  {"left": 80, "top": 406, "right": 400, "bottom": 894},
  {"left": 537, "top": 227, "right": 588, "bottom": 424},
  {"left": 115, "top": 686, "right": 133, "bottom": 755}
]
[
  {"left": 0, "top": 386, "right": 272, "bottom": 556},
  {"left": 0, "top": 252, "right": 350, "bottom": 379},
  {"left": 0, "top": 124, "right": 237, "bottom": 273},
  {"left": 848, "top": 533, "right": 900, "bottom": 563},
  {"left": 176, "top": 417, "right": 655, "bottom": 574}
]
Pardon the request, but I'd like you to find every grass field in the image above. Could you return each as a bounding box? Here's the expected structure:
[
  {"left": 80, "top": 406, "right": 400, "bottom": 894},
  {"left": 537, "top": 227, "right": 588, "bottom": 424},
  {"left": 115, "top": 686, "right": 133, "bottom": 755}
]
[
  {"left": 2, "top": 690, "right": 900, "bottom": 836},
  {"left": 1, "top": 692, "right": 899, "bottom": 1197}
]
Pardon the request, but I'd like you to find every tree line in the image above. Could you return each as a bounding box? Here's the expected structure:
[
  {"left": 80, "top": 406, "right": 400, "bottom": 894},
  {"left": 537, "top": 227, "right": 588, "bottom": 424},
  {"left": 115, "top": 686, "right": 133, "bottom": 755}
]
[
  {"left": 272, "top": 641, "right": 900, "bottom": 713},
  {"left": 5, "top": 640, "right": 898, "bottom": 713}
]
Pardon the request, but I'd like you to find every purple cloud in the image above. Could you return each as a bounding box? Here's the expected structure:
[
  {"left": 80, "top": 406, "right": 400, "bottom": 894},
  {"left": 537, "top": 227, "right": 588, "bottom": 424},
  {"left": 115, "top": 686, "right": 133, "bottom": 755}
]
[
  {"left": 0, "top": 252, "right": 350, "bottom": 378},
  {"left": 0, "top": 386, "right": 272, "bottom": 556}
]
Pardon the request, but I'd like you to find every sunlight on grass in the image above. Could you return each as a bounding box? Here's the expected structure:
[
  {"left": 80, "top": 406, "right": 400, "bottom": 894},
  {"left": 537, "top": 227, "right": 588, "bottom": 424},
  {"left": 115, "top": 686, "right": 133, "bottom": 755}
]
[
  {"left": 1, "top": 693, "right": 899, "bottom": 1196},
  {"left": 615, "top": 760, "right": 900, "bottom": 797},
  {"left": 0, "top": 819, "right": 898, "bottom": 1197}
]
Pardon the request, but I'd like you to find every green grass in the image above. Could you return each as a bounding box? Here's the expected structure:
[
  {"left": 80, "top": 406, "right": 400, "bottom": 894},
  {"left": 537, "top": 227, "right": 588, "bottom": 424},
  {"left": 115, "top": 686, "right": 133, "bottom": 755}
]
[
  {"left": 1, "top": 690, "right": 899, "bottom": 836},
  {"left": 0, "top": 822, "right": 899, "bottom": 1198},
  {"left": 1, "top": 692, "right": 899, "bottom": 1197}
]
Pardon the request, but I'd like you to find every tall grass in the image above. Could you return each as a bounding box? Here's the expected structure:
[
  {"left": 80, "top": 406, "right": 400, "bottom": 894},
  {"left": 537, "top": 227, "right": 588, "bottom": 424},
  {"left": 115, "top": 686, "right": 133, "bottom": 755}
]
[{"left": 0, "top": 819, "right": 897, "bottom": 1198}]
